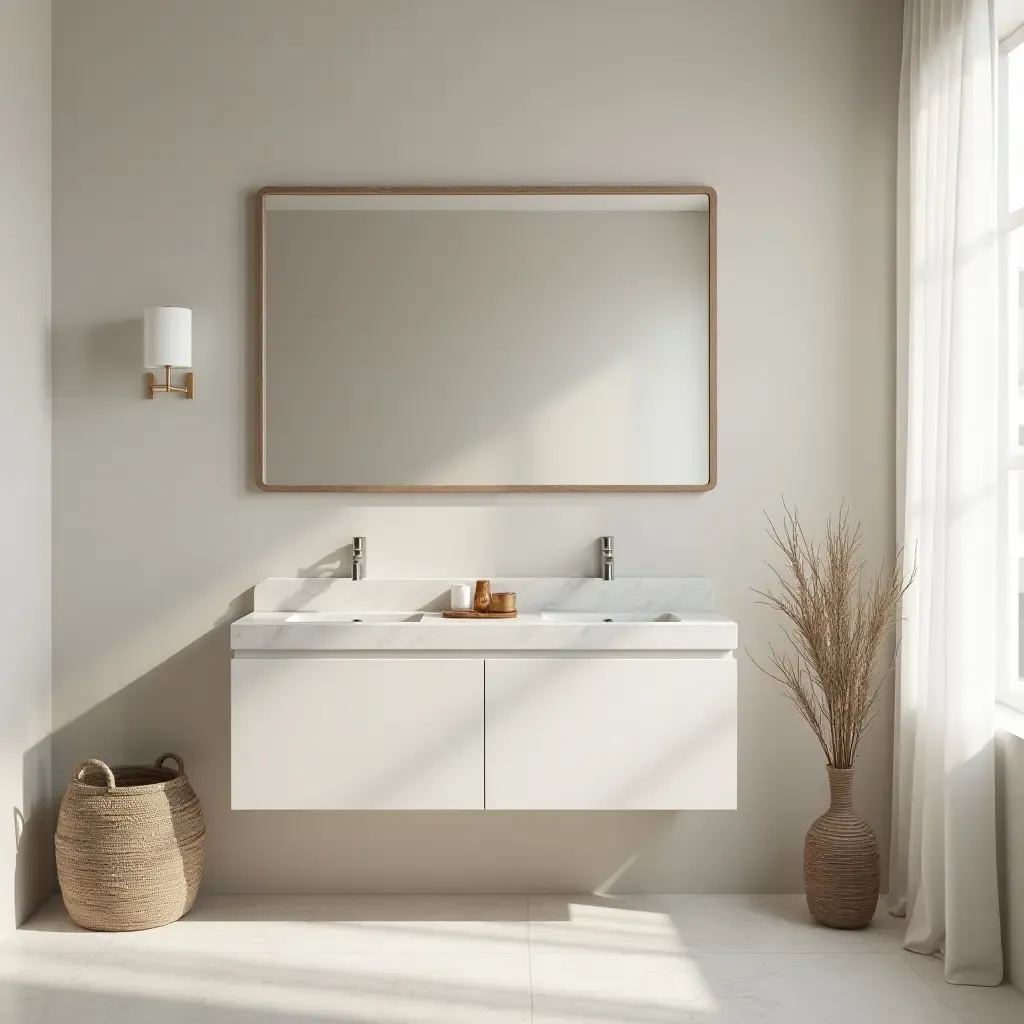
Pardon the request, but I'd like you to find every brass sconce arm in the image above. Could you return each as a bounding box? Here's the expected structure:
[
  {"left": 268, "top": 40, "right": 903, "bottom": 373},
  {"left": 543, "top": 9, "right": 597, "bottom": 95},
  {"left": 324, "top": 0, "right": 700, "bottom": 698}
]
[{"left": 146, "top": 365, "right": 195, "bottom": 399}]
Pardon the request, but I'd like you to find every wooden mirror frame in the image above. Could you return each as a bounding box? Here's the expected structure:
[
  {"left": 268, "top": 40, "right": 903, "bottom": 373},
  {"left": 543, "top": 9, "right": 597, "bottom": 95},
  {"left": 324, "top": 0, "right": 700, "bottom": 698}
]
[{"left": 256, "top": 185, "right": 717, "bottom": 492}]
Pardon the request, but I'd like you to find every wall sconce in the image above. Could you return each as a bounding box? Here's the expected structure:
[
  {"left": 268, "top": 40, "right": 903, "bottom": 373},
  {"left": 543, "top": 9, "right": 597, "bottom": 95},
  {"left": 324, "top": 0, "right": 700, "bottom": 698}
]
[{"left": 144, "top": 306, "right": 194, "bottom": 399}]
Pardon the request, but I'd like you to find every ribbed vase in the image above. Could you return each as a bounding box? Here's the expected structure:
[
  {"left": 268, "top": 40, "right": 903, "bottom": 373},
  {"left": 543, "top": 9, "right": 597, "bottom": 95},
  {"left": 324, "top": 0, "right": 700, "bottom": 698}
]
[{"left": 804, "top": 766, "right": 879, "bottom": 929}]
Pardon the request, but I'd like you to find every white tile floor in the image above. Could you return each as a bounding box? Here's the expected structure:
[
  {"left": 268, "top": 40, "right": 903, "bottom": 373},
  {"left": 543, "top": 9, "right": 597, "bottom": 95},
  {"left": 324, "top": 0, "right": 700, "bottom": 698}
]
[{"left": 1, "top": 894, "right": 1022, "bottom": 1023}]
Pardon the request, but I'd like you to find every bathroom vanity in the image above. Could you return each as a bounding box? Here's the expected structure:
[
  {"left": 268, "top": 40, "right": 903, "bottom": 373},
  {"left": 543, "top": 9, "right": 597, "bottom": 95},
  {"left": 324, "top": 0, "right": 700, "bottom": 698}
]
[{"left": 230, "top": 578, "right": 737, "bottom": 812}]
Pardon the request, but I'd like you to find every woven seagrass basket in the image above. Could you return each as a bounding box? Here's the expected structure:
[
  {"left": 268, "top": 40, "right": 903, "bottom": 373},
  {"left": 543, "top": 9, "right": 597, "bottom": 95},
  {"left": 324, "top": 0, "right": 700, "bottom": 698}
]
[{"left": 55, "top": 753, "right": 205, "bottom": 931}]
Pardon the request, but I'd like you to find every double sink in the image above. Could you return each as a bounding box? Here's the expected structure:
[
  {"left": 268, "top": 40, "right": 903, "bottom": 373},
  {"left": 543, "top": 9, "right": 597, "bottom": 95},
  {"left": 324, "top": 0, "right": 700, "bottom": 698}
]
[
  {"left": 282, "top": 610, "right": 683, "bottom": 624},
  {"left": 231, "top": 577, "right": 738, "bottom": 651}
]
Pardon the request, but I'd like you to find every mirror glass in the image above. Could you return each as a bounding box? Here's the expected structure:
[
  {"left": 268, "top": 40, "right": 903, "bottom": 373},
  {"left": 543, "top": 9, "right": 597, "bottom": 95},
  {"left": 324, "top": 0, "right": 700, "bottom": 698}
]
[{"left": 259, "top": 189, "right": 715, "bottom": 491}]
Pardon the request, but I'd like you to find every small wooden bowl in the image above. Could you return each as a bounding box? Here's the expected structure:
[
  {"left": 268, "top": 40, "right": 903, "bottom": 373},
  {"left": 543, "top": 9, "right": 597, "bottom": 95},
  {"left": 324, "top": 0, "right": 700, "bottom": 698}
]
[{"left": 489, "top": 592, "right": 516, "bottom": 614}]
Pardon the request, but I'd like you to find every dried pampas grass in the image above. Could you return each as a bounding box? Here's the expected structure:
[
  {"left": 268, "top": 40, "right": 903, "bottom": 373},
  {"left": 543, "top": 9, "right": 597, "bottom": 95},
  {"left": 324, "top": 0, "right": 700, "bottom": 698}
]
[{"left": 751, "top": 505, "right": 914, "bottom": 770}]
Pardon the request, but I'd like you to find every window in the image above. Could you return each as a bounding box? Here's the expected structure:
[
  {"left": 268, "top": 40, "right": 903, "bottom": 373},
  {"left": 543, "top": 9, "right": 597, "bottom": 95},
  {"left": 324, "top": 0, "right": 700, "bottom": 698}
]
[{"left": 1001, "top": 23, "right": 1024, "bottom": 714}]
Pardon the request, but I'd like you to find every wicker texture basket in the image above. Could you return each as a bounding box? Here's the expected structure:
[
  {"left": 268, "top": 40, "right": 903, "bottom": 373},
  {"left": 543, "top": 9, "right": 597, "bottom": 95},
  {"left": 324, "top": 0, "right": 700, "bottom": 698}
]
[
  {"left": 55, "top": 753, "right": 205, "bottom": 931},
  {"left": 804, "top": 766, "right": 880, "bottom": 929}
]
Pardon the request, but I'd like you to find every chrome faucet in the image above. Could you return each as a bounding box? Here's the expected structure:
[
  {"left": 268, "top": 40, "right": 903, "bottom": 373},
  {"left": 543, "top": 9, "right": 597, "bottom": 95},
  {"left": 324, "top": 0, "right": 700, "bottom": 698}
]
[
  {"left": 600, "top": 536, "right": 615, "bottom": 581},
  {"left": 351, "top": 537, "right": 366, "bottom": 581}
]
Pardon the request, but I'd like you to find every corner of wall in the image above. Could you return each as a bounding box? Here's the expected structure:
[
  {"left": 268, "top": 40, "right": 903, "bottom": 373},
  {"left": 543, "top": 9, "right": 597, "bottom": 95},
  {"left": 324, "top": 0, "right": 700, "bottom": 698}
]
[{"left": 0, "top": 0, "right": 54, "bottom": 936}]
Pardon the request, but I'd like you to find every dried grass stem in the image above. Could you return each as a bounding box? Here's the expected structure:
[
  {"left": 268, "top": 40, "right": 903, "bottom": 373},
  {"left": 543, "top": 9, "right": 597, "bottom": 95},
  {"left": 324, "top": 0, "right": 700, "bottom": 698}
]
[{"left": 750, "top": 505, "right": 913, "bottom": 770}]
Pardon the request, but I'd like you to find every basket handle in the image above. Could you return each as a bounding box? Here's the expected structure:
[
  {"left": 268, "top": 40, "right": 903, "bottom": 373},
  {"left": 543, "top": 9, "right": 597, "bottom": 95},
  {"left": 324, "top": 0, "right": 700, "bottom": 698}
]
[
  {"left": 154, "top": 752, "right": 185, "bottom": 776},
  {"left": 75, "top": 758, "right": 115, "bottom": 789}
]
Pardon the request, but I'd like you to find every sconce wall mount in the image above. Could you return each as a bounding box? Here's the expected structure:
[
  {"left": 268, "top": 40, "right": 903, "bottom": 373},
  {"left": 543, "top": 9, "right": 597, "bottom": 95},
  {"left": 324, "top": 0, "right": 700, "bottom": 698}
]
[{"left": 147, "top": 365, "right": 195, "bottom": 399}]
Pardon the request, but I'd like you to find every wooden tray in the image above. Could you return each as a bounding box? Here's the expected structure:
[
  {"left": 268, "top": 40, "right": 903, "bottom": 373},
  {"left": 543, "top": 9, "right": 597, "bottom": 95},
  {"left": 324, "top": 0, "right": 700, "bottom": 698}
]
[{"left": 443, "top": 609, "right": 518, "bottom": 619}]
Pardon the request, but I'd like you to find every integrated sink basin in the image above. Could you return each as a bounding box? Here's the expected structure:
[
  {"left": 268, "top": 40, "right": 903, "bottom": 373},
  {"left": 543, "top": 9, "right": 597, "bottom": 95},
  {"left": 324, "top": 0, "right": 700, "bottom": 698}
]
[
  {"left": 284, "top": 612, "right": 424, "bottom": 623},
  {"left": 539, "top": 611, "right": 682, "bottom": 623},
  {"left": 232, "top": 577, "right": 738, "bottom": 652},
  {"left": 283, "top": 611, "right": 685, "bottom": 625}
]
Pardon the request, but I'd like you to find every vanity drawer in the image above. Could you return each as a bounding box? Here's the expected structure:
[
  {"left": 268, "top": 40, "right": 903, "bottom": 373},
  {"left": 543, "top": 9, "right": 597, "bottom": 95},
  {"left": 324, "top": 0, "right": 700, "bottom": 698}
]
[
  {"left": 484, "top": 657, "right": 737, "bottom": 810},
  {"left": 231, "top": 658, "right": 484, "bottom": 810}
]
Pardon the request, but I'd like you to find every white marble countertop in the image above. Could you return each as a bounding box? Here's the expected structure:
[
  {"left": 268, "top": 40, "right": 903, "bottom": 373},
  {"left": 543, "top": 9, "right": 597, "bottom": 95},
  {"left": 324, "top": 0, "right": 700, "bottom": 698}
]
[{"left": 231, "top": 578, "right": 738, "bottom": 653}]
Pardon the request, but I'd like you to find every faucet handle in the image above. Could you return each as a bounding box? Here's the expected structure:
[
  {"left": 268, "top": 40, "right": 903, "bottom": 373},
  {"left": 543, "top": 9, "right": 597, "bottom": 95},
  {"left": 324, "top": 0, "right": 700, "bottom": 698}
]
[
  {"left": 600, "top": 535, "right": 614, "bottom": 555},
  {"left": 353, "top": 536, "right": 365, "bottom": 555}
]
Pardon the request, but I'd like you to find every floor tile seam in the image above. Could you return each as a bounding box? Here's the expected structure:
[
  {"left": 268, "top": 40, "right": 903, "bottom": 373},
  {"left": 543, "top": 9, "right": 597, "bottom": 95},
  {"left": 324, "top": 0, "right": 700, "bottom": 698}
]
[{"left": 35, "top": 944, "right": 105, "bottom": 1024}]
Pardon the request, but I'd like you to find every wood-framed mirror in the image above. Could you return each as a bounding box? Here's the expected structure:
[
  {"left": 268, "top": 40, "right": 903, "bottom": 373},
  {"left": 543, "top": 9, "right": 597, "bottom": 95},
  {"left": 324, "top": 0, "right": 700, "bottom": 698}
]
[{"left": 256, "top": 186, "right": 717, "bottom": 492}]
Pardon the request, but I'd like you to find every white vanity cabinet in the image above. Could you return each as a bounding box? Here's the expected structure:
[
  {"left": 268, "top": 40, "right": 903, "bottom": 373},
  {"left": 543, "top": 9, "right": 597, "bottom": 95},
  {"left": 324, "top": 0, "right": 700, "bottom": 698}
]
[
  {"left": 484, "top": 658, "right": 737, "bottom": 810},
  {"left": 230, "top": 577, "right": 740, "bottom": 812},
  {"left": 230, "top": 658, "right": 484, "bottom": 810}
]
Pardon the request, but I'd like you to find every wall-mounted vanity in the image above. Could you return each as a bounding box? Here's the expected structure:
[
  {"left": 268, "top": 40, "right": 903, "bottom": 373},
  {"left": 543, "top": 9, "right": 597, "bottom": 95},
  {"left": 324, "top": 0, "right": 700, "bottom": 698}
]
[
  {"left": 256, "top": 186, "right": 717, "bottom": 492},
  {"left": 230, "top": 577, "right": 738, "bottom": 811}
]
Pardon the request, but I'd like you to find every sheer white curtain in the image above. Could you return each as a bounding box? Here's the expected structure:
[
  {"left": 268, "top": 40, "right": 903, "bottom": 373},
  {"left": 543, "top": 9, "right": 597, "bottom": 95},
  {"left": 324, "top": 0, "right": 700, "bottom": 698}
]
[{"left": 890, "top": 0, "right": 1003, "bottom": 985}]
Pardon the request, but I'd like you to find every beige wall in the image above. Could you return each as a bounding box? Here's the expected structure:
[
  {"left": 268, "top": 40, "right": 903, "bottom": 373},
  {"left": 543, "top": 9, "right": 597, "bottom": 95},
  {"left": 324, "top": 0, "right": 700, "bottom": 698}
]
[
  {"left": 51, "top": 0, "right": 902, "bottom": 893},
  {"left": 999, "top": 730, "right": 1024, "bottom": 986},
  {"left": 1, "top": 0, "right": 52, "bottom": 932}
]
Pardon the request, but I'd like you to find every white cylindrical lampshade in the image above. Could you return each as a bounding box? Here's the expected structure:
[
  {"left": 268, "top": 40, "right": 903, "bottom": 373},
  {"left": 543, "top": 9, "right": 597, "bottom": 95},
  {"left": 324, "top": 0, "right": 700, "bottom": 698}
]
[{"left": 144, "top": 307, "right": 192, "bottom": 368}]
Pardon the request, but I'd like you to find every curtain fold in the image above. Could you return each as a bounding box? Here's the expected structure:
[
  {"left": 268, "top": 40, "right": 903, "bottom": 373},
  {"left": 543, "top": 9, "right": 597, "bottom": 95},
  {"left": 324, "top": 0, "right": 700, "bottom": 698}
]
[{"left": 890, "top": 0, "right": 1003, "bottom": 986}]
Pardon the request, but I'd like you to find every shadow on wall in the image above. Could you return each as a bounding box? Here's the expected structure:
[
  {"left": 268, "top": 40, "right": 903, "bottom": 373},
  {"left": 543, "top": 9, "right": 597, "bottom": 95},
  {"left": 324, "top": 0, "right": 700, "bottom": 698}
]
[
  {"left": 44, "top": 589, "right": 693, "bottom": 895},
  {"left": 995, "top": 728, "right": 1024, "bottom": 986},
  {"left": 14, "top": 736, "right": 53, "bottom": 926},
  {"left": 79, "top": 319, "right": 145, "bottom": 400}
]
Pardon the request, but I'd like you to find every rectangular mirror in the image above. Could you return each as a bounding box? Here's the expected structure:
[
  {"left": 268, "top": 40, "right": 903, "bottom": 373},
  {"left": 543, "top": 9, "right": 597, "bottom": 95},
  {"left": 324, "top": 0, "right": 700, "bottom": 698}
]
[{"left": 257, "top": 187, "right": 716, "bottom": 492}]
